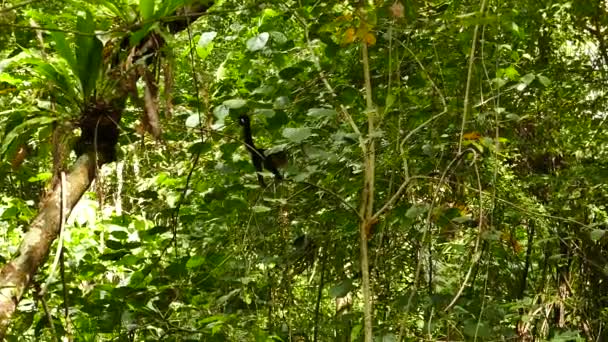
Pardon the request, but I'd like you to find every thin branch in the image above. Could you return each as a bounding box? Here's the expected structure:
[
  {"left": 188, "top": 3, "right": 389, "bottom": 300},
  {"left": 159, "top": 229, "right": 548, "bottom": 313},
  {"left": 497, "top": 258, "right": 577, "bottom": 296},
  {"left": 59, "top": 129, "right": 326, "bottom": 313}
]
[
  {"left": 300, "top": 181, "right": 362, "bottom": 220},
  {"left": 398, "top": 42, "right": 449, "bottom": 152},
  {"left": 399, "top": 43, "right": 448, "bottom": 111},
  {"left": 399, "top": 148, "right": 475, "bottom": 340},
  {"left": 444, "top": 157, "right": 483, "bottom": 312},
  {"left": 458, "top": 0, "right": 488, "bottom": 153},
  {"left": 399, "top": 109, "right": 448, "bottom": 151},
  {"left": 370, "top": 176, "right": 413, "bottom": 222}
]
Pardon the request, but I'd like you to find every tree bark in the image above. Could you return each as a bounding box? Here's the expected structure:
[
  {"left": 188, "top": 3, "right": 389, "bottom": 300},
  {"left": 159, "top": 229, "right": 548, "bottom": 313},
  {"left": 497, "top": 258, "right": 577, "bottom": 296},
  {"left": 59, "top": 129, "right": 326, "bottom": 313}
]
[{"left": 0, "top": 154, "right": 96, "bottom": 337}]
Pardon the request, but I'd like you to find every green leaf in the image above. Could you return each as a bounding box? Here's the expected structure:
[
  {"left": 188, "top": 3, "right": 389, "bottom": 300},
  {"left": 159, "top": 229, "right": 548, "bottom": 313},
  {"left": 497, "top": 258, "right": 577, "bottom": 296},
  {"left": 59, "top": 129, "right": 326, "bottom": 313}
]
[
  {"left": 213, "top": 105, "right": 230, "bottom": 123},
  {"left": 254, "top": 108, "right": 276, "bottom": 118},
  {"left": 405, "top": 204, "right": 427, "bottom": 218},
  {"left": 188, "top": 141, "right": 212, "bottom": 155},
  {"left": 520, "top": 73, "right": 535, "bottom": 85},
  {"left": 384, "top": 93, "right": 396, "bottom": 113},
  {"left": 111, "top": 231, "right": 129, "bottom": 239},
  {"left": 156, "top": 0, "right": 184, "bottom": 17},
  {"left": 252, "top": 205, "right": 271, "bottom": 213},
  {"left": 139, "top": 0, "right": 155, "bottom": 20},
  {"left": 75, "top": 11, "right": 103, "bottom": 100},
  {"left": 198, "top": 31, "right": 217, "bottom": 48},
  {"left": 185, "top": 114, "right": 200, "bottom": 128},
  {"left": 246, "top": 32, "right": 269, "bottom": 51},
  {"left": 129, "top": 270, "right": 146, "bottom": 286},
  {"left": 307, "top": 108, "right": 337, "bottom": 119},
  {"left": 49, "top": 31, "right": 77, "bottom": 74},
  {"left": 282, "top": 127, "right": 311, "bottom": 143},
  {"left": 223, "top": 99, "right": 247, "bottom": 109},
  {"left": 537, "top": 75, "right": 551, "bottom": 87},
  {"left": 99, "top": 251, "right": 130, "bottom": 261},
  {"left": 186, "top": 255, "right": 206, "bottom": 269},
  {"left": 502, "top": 66, "right": 520, "bottom": 80},
  {"left": 590, "top": 229, "right": 605, "bottom": 242},
  {"left": 0, "top": 116, "right": 57, "bottom": 156},
  {"left": 106, "top": 240, "right": 124, "bottom": 250},
  {"left": 196, "top": 32, "right": 217, "bottom": 60},
  {"left": 278, "top": 66, "right": 302, "bottom": 79}
]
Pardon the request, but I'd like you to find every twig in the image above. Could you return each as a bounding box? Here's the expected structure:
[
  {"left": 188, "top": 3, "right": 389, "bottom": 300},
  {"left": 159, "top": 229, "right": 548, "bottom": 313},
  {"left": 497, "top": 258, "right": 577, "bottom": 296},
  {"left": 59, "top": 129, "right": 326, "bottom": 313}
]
[
  {"left": 444, "top": 156, "right": 483, "bottom": 312},
  {"left": 458, "top": 0, "right": 488, "bottom": 153}
]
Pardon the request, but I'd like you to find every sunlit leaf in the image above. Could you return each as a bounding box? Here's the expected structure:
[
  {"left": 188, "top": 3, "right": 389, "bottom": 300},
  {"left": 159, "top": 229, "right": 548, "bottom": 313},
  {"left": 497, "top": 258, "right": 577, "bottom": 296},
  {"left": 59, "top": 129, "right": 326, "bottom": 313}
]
[
  {"left": 307, "top": 108, "right": 337, "bottom": 119},
  {"left": 187, "top": 255, "right": 206, "bottom": 269},
  {"left": 252, "top": 205, "right": 271, "bottom": 212},
  {"left": 282, "top": 127, "right": 311, "bottom": 143},
  {"left": 246, "top": 32, "right": 269, "bottom": 51},
  {"left": 223, "top": 99, "right": 247, "bottom": 109}
]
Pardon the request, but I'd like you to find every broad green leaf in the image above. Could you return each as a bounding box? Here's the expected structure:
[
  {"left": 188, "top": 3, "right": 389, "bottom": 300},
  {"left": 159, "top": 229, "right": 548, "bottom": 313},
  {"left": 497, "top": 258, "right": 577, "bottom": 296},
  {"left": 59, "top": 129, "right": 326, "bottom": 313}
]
[
  {"left": 273, "top": 96, "right": 289, "bottom": 109},
  {"left": 49, "top": 31, "right": 77, "bottom": 73},
  {"left": 129, "top": 270, "right": 146, "bottom": 286},
  {"left": 537, "top": 75, "right": 551, "bottom": 86},
  {"left": 188, "top": 141, "right": 212, "bottom": 155},
  {"left": 254, "top": 108, "right": 276, "bottom": 118},
  {"left": 282, "top": 127, "right": 311, "bottom": 143},
  {"left": 198, "top": 31, "right": 217, "bottom": 48},
  {"left": 246, "top": 32, "right": 269, "bottom": 51},
  {"left": 106, "top": 240, "right": 124, "bottom": 250},
  {"left": 186, "top": 255, "right": 206, "bottom": 269},
  {"left": 505, "top": 113, "right": 520, "bottom": 121},
  {"left": 99, "top": 251, "right": 129, "bottom": 261},
  {"left": 269, "top": 31, "right": 288, "bottom": 44},
  {"left": 28, "top": 172, "right": 52, "bottom": 183},
  {"left": 307, "top": 108, "right": 337, "bottom": 119},
  {"left": 278, "top": 66, "right": 302, "bottom": 79},
  {"left": 520, "top": 73, "right": 535, "bottom": 85},
  {"left": 196, "top": 32, "right": 216, "bottom": 60},
  {"left": 252, "top": 205, "right": 271, "bottom": 213},
  {"left": 252, "top": 85, "right": 275, "bottom": 95},
  {"left": 111, "top": 231, "right": 129, "bottom": 240},
  {"left": 590, "top": 229, "right": 605, "bottom": 242},
  {"left": 405, "top": 204, "right": 427, "bottom": 218},
  {"left": 139, "top": 0, "right": 155, "bottom": 20},
  {"left": 223, "top": 99, "right": 247, "bottom": 109},
  {"left": 0, "top": 116, "right": 57, "bottom": 156},
  {"left": 185, "top": 114, "right": 200, "bottom": 128},
  {"left": 213, "top": 104, "right": 230, "bottom": 120},
  {"left": 75, "top": 11, "right": 103, "bottom": 100},
  {"left": 384, "top": 93, "right": 396, "bottom": 113},
  {"left": 156, "top": 0, "right": 184, "bottom": 17}
]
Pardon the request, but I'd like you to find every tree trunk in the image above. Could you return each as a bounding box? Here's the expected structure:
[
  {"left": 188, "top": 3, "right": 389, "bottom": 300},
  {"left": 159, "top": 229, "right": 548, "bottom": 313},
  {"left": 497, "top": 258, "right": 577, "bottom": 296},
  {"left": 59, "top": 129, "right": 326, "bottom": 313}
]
[{"left": 0, "top": 154, "right": 96, "bottom": 337}]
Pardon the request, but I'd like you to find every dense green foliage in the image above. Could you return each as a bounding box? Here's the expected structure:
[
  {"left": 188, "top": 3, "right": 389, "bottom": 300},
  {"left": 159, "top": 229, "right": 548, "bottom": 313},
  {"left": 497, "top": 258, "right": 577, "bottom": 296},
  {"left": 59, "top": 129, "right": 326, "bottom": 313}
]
[{"left": 0, "top": 0, "right": 607, "bottom": 340}]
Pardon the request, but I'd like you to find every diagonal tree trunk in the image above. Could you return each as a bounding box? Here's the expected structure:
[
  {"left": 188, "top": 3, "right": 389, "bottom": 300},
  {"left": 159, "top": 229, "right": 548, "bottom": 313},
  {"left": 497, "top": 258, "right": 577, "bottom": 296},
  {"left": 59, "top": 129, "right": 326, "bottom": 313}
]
[{"left": 0, "top": 153, "right": 96, "bottom": 336}]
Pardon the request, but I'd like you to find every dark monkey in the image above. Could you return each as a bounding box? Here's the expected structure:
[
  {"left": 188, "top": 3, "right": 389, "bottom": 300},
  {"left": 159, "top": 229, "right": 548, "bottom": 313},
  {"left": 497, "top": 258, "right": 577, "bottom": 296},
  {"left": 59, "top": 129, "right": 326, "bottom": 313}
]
[{"left": 239, "top": 115, "right": 287, "bottom": 186}]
